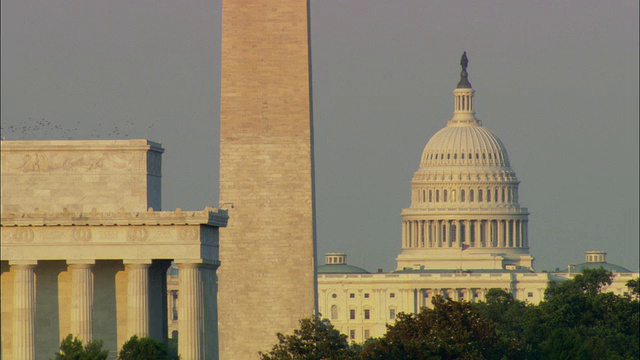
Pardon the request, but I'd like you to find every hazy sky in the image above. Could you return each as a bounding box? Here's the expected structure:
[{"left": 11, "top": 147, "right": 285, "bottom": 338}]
[{"left": 2, "top": 0, "right": 638, "bottom": 272}]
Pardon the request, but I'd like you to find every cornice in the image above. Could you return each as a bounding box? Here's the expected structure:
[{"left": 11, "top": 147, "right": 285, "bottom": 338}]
[
  {"left": 0, "top": 206, "right": 228, "bottom": 228},
  {"left": 401, "top": 206, "right": 529, "bottom": 217}
]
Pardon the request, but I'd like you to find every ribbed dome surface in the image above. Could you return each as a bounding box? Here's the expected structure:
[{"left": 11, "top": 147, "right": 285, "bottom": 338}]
[{"left": 420, "top": 122, "right": 510, "bottom": 168}]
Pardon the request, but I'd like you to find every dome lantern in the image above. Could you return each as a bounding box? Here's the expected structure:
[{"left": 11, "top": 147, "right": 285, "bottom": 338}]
[{"left": 452, "top": 52, "right": 478, "bottom": 124}]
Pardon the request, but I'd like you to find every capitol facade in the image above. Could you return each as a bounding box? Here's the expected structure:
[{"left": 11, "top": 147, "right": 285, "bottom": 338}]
[{"left": 316, "top": 55, "right": 637, "bottom": 343}]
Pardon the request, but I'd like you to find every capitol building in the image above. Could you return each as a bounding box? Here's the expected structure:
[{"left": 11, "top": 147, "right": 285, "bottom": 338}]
[{"left": 316, "top": 56, "right": 637, "bottom": 343}]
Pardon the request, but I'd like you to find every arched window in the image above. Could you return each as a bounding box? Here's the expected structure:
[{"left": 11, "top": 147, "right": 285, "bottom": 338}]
[
  {"left": 461, "top": 190, "right": 466, "bottom": 202},
  {"left": 436, "top": 190, "right": 440, "bottom": 202},
  {"left": 331, "top": 305, "right": 338, "bottom": 320},
  {"left": 454, "top": 153, "right": 458, "bottom": 160},
  {"left": 470, "top": 190, "right": 474, "bottom": 202},
  {"left": 429, "top": 190, "right": 432, "bottom": 202},
  {"left": 435, "top": 154, "right": 438, "bottom": 159},
  {"left": 487, "top": 189, "right": 491, "bottom": 202},
  {"left": 447, "top": 153, "right": 451, "bottom": 159},
  {"left": 451, "top": 190, "right": 456, "bottom": 202},
  {"left": 495, "top": 189, "right": 499, "bottom": 202},
  {"left": 443, "top": 190, "right": 448, "bottom": 202},
  {"left": 478, "top": 190, "right": 483, "bottom": 202},
  {"left": 461, "top": 153, "right": 465, "bottom": 159},
  {"left": 476, "top": 153, "right": 479, "bottom": 159}
]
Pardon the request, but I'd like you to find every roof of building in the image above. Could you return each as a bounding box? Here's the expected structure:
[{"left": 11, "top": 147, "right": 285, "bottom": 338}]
[
  {"left": 317, "top": 263, "right": 370, "bottom": 274},
  {"left": 419, "top": 124, "right": 511, "bottom": 169},
  {"left": 392, "top": 268, "right": 535, "bottom": 274},
  {"left": 555, "top": 262, "right": 632, "bottom": 274}
]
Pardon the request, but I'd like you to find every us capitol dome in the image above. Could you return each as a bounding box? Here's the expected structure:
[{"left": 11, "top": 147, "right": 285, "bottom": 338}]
[{"left": 396, "top": 52, "right": 533, "bottom": 271}]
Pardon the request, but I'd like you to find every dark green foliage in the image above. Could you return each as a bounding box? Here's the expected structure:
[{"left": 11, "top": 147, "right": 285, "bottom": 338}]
[
  {"left": 53, "top": 334, "right": 109, "bottom": 360},
  {"left": 362, "top": 296, "right": 527, "bottom": 360},
  {"left": 259, "top": 316, "right": 358, "bottom": 360},
  {"left": 262, "top": 269, "right": 638, "bottom": 359},
  {"left": 476, "top": 269, "right": 639, "bottom": 359},
  {"left": 117, "top": 335, "right": 176, "bottom": 360},
  {"left": 626, "top": 277, "right": 639, "bottom": 297}
]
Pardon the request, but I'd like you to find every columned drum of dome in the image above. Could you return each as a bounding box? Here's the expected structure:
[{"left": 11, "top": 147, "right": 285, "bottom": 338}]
[{"left": 396, "top": 54, "right": 533, "bottom": 271}]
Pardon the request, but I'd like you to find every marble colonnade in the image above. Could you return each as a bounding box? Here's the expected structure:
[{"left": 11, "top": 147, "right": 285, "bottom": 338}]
[{"left": 402, "top": 218, "right": 528, "bottom": 249}]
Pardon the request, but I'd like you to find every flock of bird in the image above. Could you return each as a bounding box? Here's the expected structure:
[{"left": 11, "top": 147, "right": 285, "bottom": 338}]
[{"left": 0, "top": 118, "right": 159, "bottom": 140}]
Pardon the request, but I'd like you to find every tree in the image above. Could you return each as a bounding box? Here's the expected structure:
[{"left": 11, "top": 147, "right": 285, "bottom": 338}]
[
  {"left": 53, "top": 334, "right": 109, "bottom": 360},
  {"left": 626, "top": 278, "right": 639, "bottom": 297},
  {"left": 573, "top": 267, "right": 614, "bottom": 296},
  {"left": 536, "top": 268, "right": 639, "bottom": 359},
  {"left": 362, "top": 296, "right": 528, "bottom": 360},
  {"left": 259, "top": 316, "right": 358, "bottom": 360},
  {"left": 117, "top": 335, "right": 176, "bottom": 360},
  {"left": 474, "top": 289, "right": 542, "bottom": 358}
]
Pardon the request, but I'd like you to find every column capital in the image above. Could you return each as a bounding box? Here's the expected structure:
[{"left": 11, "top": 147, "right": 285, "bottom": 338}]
[
  {"left": 67, "top": 260, "right": 96, "bottom": 267},
  {"left": 123, "top": 259, "right": 153, "bottom": 266},
  {"left": 175, "top": 259, "right": 220, "bottom": 270},
  {"left": 9, "top": 260, "right": 38, "bottom": 267}
]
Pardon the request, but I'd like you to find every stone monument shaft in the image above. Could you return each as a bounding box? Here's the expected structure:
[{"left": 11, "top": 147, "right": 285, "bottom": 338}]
[{"left": 218, "top": 1, "right": 317, "bottom": 358}]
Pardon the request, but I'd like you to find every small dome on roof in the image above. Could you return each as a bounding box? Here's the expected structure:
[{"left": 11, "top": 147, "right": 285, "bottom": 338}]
[
  {"left": 556, "top": 251, "right": 632, "bottom": 273},
  {"left": 318, "top": 253, "right": 370, "bottom": 274},
  {"left": 317, "top": 264, "right": 370, "bottom": 274},
  {"left": 568, "top": 262, "right": 632, "bottom": 273}
]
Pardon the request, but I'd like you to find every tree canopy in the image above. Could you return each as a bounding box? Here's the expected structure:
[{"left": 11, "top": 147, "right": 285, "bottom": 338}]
[
  {"left": 53, "top": 334, "right": 109, "bottom": 360},
  {"left": 362, "top": 296, "right": 527, "bottom": 360},
  {"left": 259, "top": 316, "right": 358, "bottom": 360},
  {"left": 117, "top": 335, "right": 176, "bottom": 360},
  {"left": 262, "top": 268, "right": 638, "bottom": 360}
]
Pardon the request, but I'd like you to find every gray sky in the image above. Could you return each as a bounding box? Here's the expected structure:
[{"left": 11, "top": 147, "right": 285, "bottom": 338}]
[{"left": 2, "top": 0, "right": 638, "bottom": 272}]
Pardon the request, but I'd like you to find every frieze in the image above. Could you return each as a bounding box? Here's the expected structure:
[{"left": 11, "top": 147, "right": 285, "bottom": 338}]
[
  {"left": 72, "top": 227, "right": 92, "bottom": 243},
  {"left": 2, "top": 227, "right": 34, "bottom": 243},
  {"left": 179, "top": 226, "right": 200, "bottom": 241},
  {"left": 127, "top": 227, "right": 149, "bottom": 242},
  {"left": 4, "top": 151, "right": 143, "bottom": 174}
]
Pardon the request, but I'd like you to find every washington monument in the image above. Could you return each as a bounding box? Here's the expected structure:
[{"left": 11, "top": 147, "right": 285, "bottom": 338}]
[{"left": 218, "top": 1, "right": 317, "bottom": 358}]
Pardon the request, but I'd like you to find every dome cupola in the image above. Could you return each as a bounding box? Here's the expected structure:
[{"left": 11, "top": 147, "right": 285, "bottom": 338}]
[{"left": 396, "top": 53, "right": 533, "bottom": 272}]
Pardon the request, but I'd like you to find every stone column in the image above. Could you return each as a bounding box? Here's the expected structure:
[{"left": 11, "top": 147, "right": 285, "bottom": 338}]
[
  {"left": 418, "top": 220, "right": 424, "bottom": 247},
  {"left": 512, "top": 220, "right": 517, "bottom": 247},
  {"left": 517, "top": 220, "right": 523, "bottom": 247},
  {"left": 178, "top": 262, "right": 205, "bottom": 360},
  {"left": 465, "top": 220, "right": 471, "bottom": 246},
  {"left": 498, "top": 220, "right": 504, "bottom": 247},
  {"left": 12, "top": 261, "right": 37, "bottom": 360},
  {"left": 475, "top": 220, "right": 480, "bottom": 247},
  {"left": 445, "top": 221, "right": 452, "bottom": 247},
  {"left": 125, "top": 260, "right": 151, "bottom": 338},
  {"left": 69, "top": 261, "right": 95, "bottom": 342},
  {"left": 485, "top": 220, "right": 491, "bottom": 247},
  {"left": 426, "top": 220, "right": 432, "bottom": 247},
  {"left": 401, "top": 221, "right": 407, "bottom": 248}
]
